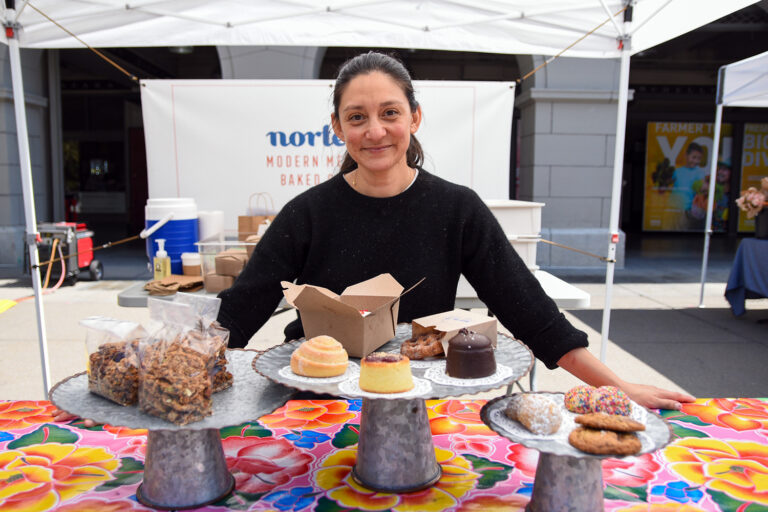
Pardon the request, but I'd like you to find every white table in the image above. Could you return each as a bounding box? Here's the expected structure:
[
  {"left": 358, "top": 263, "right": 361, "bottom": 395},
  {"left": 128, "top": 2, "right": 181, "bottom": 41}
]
[
  {"left": 119, "top": 271, "right": 589, "bottom": 392},
  {"left": 455, "top": 270, "right": 590, "bottom": 310},
  {"left": 120, "top": 270, "right": 590, "bottom": 310}
]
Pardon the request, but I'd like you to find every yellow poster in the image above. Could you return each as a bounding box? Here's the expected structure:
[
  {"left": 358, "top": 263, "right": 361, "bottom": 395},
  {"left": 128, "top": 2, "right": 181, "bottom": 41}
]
[
  {"left": 738, "top": 123, "right": 768, "bottom": 232},
  {"left": 643, "top": 122, "right": 733, "bottom": 232}
]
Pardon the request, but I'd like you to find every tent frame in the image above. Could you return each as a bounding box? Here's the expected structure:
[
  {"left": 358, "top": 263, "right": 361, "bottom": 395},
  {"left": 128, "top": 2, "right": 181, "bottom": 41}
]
[
  {"left": 4, "top": 20, "right": 52, "bottom": 392},
  {"left": 699, "top": 50, "right": 768, "bottom": 307}
]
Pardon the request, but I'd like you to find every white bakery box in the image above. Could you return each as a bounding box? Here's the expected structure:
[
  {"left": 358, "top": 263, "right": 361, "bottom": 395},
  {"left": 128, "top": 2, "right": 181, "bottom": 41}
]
[
  {"left": 486, "top": 199, "right": 543, "bottom": 270},
  {"left": 457, "top": 199, "right": 544, "bottom": 299}
]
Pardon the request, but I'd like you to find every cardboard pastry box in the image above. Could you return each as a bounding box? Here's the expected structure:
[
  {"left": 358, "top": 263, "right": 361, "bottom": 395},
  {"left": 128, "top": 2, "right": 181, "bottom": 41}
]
[
  {"left": 281, "top": 273, "right": 406, "bottom": 358},
  {"left": 214, "top": 248, "right": 248, "bottom": 277},
  {"left": 203, "top": 273, "right": 234, "bottom": 294},
  {"left": 412, "top": 309, "right": 498, "bottom": 354}
]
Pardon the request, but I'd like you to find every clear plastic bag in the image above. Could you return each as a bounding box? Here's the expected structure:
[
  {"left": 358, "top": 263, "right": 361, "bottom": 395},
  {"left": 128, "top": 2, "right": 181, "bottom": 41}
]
[
  {"left": 139, "top": 295, "right": 229, "bottom": 425},
  {"left": 81, "top": 317, "right": 147, "bottom": 406},
  {"left": 173, "top": 293, "right": 233, "bottom": 393}
]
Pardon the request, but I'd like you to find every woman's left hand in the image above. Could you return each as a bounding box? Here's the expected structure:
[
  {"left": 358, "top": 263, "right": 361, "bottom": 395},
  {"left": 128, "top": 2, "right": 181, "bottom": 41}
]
[
  {"left": 52, "top": 408, "right": 97, "bottom": 427},
  {"left": 621, "top": 382, "right": 696, "bottom": 411}
]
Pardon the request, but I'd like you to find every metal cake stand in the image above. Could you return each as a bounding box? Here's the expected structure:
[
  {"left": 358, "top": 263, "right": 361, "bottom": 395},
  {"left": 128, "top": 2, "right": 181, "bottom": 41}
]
[
  {"left": 49, "top": 349, "right": 294, "bottom": 510},
  {"left": 480, "top": 392, "right": 673, "bottom": 511},
  {"left": 253, "top": 323, "right": 533, "bottom": 493}
]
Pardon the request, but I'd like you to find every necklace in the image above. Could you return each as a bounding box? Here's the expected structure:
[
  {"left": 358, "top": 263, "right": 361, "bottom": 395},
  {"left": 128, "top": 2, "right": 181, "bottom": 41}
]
[{"left": 352, "top": 168, "right": 415, "bottom": 193}]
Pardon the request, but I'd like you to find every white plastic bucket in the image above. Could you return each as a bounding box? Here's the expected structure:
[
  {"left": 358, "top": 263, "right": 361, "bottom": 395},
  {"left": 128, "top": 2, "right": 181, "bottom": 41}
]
[{"left": 145, "top": 198, "right": 198, "bottom": 275}]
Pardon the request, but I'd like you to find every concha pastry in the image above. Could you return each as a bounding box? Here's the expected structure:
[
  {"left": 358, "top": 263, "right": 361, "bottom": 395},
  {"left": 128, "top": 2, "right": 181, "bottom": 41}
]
[
  {"left": 290, "top": 335, "right": 348, "bottom": 377},
  {"left": 359, "top": 352, "right": 414, "bottom": 393},
  {"left": 505, "top": 394, "right": 562, "bottom": 435}
]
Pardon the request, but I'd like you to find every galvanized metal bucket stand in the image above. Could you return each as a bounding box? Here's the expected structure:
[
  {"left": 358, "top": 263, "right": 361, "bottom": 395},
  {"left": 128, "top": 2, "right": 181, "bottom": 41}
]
[
  {"left": 481, "top": 394, "right": 673, "bottom": 512},
  {"left": 525, "top": 453, "right": 603, "bottom": 512},
  {"left": 351, "top": 397, "right": 442, "bottom": 493},
  {"left": 49, "top": 351, "right": 296, "bottom": 511},
  {"left": 136, "top": 428, "right": 235, "bottom": 510},
  {"left": 253, "top": 327, "right": 535, "bottom": 495}
]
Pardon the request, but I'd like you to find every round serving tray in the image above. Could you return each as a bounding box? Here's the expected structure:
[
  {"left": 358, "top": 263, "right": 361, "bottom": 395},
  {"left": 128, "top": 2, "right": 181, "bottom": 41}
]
[
  {"left": 49, "top": 349, "right": 294, "bottom": 431},
  {"left": 480, "top": 392, "right": 673, "bottom": 459},
  {"left": 253, "top": 323, "right": 533, "bottom": 400}
]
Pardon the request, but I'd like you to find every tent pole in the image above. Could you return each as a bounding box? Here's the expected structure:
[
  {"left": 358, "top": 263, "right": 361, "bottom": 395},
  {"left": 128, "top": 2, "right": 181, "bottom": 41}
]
[
  {"left": 698, "top": 102, "right": 723, "bottom": 307},
  {"left": 6, "top": 22, "right": 52, "bottom": 395},
  {"left": 600, "top": 30, "right": 631, "bottom": 364}
]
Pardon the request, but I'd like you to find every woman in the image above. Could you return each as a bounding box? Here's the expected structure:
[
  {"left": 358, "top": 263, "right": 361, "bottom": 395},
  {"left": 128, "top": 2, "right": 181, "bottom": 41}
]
[{"left": 217, "top": 51, "right": 694, "bottom": 411}]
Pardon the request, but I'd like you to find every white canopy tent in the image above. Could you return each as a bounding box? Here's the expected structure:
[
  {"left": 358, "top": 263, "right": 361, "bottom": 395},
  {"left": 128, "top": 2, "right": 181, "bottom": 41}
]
[
  {"left": 699, "top": 50, "right": 768, "bottom": 306},
  {"left": 1, "top": 0, "right": 757, "bottom": 393}
]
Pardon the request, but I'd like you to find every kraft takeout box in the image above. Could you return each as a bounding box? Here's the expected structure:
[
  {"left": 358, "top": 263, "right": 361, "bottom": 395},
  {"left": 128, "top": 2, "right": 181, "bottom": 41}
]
[
  {"left": 203, "top": 273, "right": 234, "bottom": 294},
  {"left": 214, "top": 248, "right": 248, "bottom": 277},
  {"left": 412, "top": 309, "right": 498, "bottom": 354},
  {"left": 281, "top": 273, "right": 407, "bottom": 358}
]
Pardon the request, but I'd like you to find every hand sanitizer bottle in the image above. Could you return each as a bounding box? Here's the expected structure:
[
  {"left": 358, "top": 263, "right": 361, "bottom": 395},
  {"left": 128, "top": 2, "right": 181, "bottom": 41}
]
[{"left": 153, "top": 238, "right": 171, "bottom": 280}]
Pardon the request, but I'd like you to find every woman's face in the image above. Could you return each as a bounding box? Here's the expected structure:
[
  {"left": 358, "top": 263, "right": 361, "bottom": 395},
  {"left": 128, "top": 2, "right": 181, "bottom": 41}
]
[{"left": 331, "top": 71, "right": 421, "bottom": 175}]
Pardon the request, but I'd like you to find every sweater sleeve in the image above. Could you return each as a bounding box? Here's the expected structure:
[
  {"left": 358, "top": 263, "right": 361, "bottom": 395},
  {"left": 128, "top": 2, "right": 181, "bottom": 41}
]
[
  {"left": 217, "top": 199, "right": 311, "bottom": 348},
  {"left": 459, "top": 190, "right": 588, "bottom": 369}
]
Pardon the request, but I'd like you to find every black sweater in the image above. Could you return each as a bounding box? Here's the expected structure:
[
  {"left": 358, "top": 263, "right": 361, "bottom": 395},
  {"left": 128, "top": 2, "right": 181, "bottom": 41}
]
[{"left": 217, "top": 170, "right": 587, "bottom": 369}]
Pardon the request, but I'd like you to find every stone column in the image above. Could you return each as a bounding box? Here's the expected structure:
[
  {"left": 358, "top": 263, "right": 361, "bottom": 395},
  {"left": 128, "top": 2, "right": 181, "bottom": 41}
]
[{"left": 516, "top": 55, "right": 627, "bottom": 269}]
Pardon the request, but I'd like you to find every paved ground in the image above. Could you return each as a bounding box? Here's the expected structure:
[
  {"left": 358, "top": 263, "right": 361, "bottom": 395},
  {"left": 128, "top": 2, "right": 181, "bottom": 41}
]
[{"left": 1, "top": 234, "right": 766, "bottom": 401}]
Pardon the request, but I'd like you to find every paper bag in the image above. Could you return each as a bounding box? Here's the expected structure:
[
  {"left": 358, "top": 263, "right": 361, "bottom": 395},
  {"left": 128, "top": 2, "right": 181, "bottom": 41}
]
[{"left": 238, "top": 192, "right": 277, "bottom": 241}]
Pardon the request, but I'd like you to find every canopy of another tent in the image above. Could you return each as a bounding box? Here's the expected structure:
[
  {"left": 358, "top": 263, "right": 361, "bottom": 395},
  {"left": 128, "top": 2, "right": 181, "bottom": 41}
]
[
  {"left": 700, "top": 50, "right": 768, "bottom": 305},
  {"left": 720, "top": 50, "right": 768, "bottom": 108}
]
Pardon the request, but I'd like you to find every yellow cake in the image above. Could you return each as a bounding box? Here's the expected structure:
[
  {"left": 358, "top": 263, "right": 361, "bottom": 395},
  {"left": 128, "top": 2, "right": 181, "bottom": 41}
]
[
  {"left": 290, "top": 335, "right": 348, "bottom": 377},
  {"left": 359, "top": 352, "right": 414, "bottom": 393}
]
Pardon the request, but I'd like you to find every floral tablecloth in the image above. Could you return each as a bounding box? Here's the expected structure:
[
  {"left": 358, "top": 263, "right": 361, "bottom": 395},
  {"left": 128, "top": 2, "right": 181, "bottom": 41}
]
[{"left": 1, "top": 398, "right": 767, "bottom": 511}]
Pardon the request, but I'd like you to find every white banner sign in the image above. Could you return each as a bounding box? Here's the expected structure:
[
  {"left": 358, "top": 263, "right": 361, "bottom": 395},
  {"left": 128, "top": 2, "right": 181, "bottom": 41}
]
[{"left": 141, "top": 79, "right": 514, "bottom": 230}]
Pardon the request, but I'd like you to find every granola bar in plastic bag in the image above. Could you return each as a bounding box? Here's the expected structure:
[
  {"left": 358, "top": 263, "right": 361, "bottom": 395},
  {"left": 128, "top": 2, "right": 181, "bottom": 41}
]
[
  {"left": 173, "top": 293, "right": 233, "bottom": 393},
  {"left": 81, "top": 317, "right": 146, "bottom": 406},
  {"left": 139, "top": 295, "right": 229, "bottom": 425}
]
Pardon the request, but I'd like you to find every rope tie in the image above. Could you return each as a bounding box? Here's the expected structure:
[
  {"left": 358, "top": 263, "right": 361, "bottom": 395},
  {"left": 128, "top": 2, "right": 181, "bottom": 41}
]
[
  {"left": 31, "top": 234, "right": 140, "bottom": 270},
  {"left": 538, "top": 239, "right": 616, "bottom": 263}
]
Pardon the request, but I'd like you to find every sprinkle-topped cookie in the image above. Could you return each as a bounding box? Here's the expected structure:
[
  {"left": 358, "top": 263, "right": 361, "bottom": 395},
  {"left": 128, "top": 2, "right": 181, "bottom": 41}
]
[
  {"left": 564, "top": 385, "right": 594, "bottom": 414},
  {"left": 564, "top": 385, "right": 631, "bottom": 416},
  {"left": 594, "top": 386, "right": 631, "bottom": 416}
]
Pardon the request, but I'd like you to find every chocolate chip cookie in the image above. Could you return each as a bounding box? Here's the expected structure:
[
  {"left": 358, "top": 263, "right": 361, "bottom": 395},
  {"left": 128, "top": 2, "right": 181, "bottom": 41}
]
[{"left": 568, "top": 427, "right": 642, "bottom": 455}]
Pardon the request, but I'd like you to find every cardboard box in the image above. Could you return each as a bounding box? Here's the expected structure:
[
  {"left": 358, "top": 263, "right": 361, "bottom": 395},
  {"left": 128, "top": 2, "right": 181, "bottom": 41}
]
[
  {"left": 203, "top": 273, "right": 234, "bottom": 293},
  {"left": 281, "top": 273, "right": 405, "bottom": 358},
  {"left": 412, "top": 309, "right": 497, "bottom": 354},
  {"left": 214, "top": 248, "right": 248, "bottom": 277},
  {"left": 244, "top": 235, "right": 261, "bottom": 259}
]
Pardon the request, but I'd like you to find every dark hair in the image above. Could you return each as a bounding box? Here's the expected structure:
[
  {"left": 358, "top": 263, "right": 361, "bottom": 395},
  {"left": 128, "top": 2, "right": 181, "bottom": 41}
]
[
  {"left": 333, "top": 51, "right": 424, "bottom": 173},
  {"left": 686, "top": 142, "right": 703, "bottom": 155}
]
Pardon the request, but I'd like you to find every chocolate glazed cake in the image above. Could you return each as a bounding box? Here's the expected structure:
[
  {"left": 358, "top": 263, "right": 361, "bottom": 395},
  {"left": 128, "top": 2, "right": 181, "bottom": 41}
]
[{"left": 445, "top": 328, "right": 496, "bottom": 378}]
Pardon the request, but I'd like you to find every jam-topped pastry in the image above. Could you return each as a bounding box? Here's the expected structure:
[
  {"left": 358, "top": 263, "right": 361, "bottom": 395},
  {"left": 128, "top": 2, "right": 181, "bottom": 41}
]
[
  {"left": 400, "top": 331, "right": 445, "bottom": 360},
  {"left": 359, "top": 352, "right": 414, "bottom": 393},
  {"left": 445, "top": 328, "right": 496, "bottom": 379}
]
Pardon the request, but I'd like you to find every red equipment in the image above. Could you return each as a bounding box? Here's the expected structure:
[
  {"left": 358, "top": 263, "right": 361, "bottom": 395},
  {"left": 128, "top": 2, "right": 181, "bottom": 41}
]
[{"left": 36, "top": 222, "right": 103, "bottom": 283}]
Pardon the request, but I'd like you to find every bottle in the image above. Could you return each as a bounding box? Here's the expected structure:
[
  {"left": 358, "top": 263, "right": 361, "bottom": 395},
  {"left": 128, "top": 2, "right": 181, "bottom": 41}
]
[{"left": 153, "top": 238, "right": 171, "bottom": 280}]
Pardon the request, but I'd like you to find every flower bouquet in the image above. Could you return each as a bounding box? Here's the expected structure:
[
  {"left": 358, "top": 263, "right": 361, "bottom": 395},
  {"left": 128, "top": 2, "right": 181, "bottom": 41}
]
[
  {"left": 736, "top": 177, "right": 768, "bottom": 239},
  {"left": 735, "top": 177, "right": 768, "bottom": 219}
]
